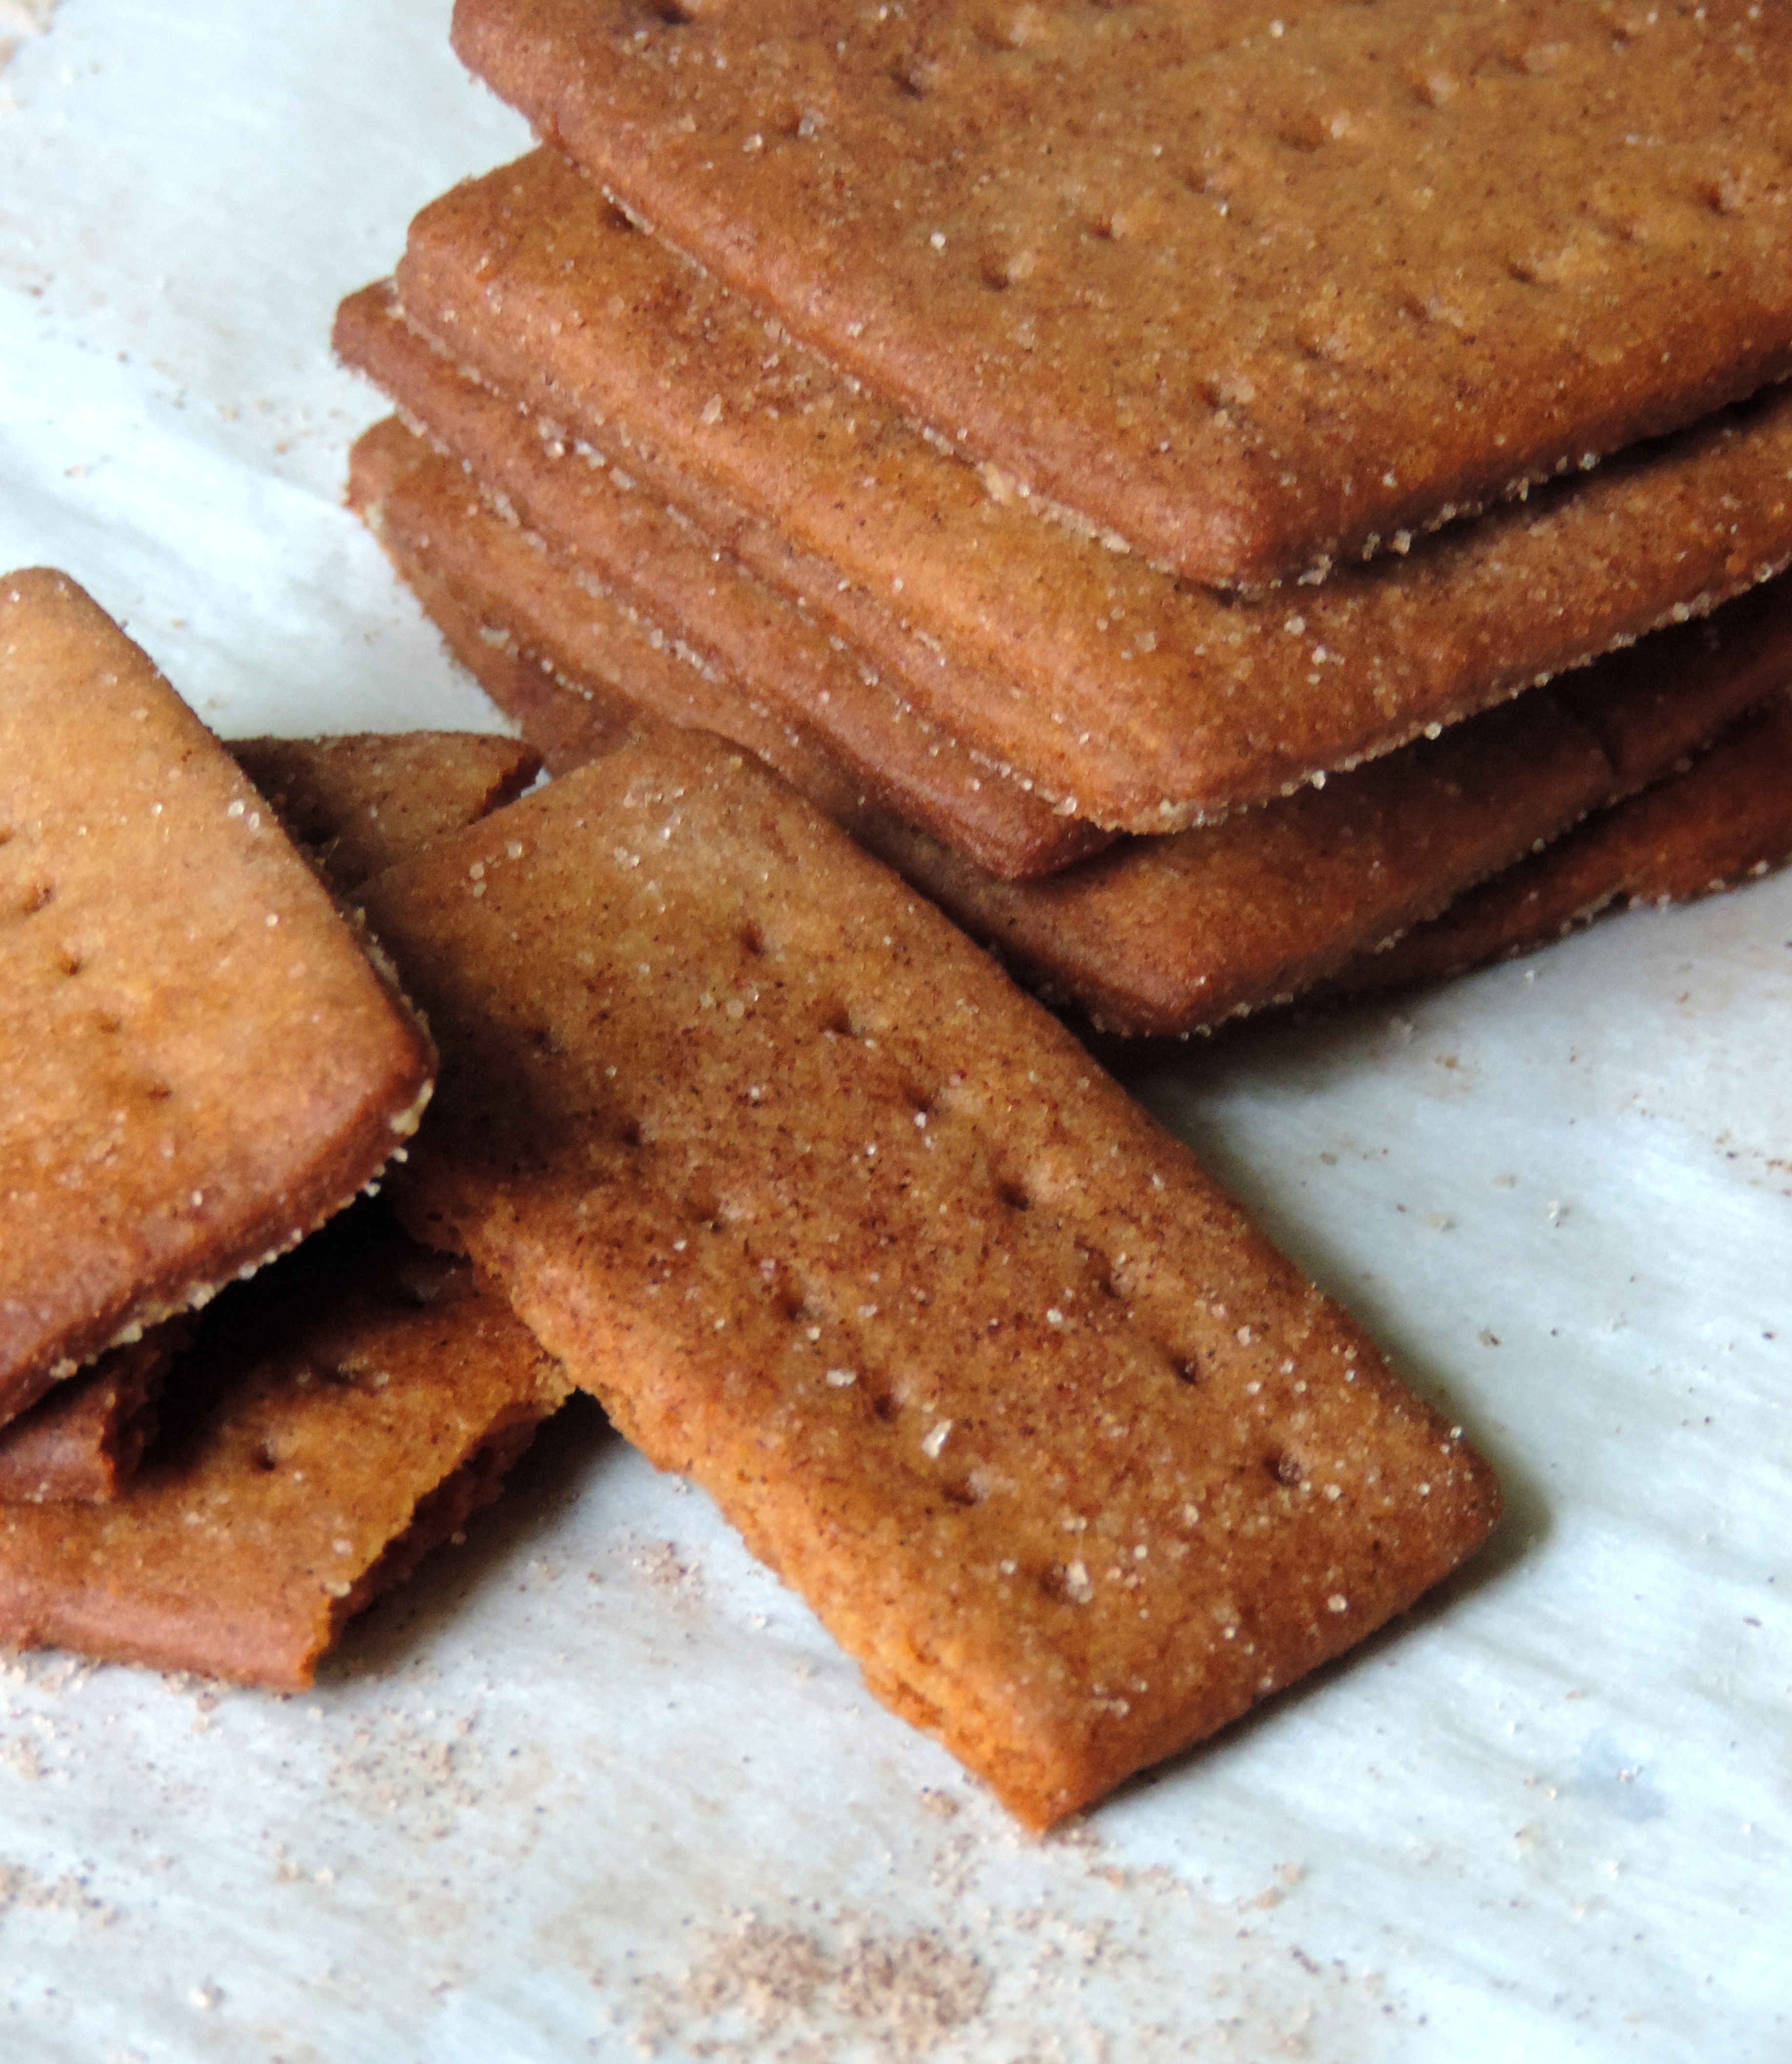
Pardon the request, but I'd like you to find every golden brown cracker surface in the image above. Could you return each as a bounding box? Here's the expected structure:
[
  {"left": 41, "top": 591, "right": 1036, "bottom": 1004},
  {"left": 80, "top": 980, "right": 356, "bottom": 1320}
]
[
  {"left": 453, "top": 0, "right": 1792, "bottom": 587},
  {"left": 394, "top": 148, "right": 1792, "bottom": 830},
  {"left": 0, "top": 1207, "right": 570, "bottom": 1685},
  {"left": 1331, "top": 691, "right": 1792, "bottom": 999},
  {"left": 359, "top": 729, "right": 1499, "bottom": 1826},
  {"left": 336, "top": 284, "right": 1103, "bottom": 879},
  {"left": 231, "top": 730, "right": 542, "bottom": 892},
  {"left": 0, "top": 570, "right": 436, "bottom": 1427}
]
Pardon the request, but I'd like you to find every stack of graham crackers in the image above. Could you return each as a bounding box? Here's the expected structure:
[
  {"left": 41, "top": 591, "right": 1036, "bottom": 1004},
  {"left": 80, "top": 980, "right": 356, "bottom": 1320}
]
[{"left": 335, "top": 0, "right": 1792, "bottom": 1034}]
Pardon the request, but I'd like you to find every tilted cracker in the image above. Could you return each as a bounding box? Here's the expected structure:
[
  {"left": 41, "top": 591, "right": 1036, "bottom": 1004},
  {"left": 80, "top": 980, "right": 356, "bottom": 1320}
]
[
  {"left": 0, "top": 571, "right": 435, "bottom": 1427},
  {"left": 0, "top": 730, "right": 542, "bottom": 1510},
  {"left": 393, "top": 148, "right": 1792, "bottom": 830},
  {"left": 360, "top": 730, "right": 1500, "bottom": 1827},
  {"left": 0, "top": 1208, "right": 571, "bottom": 1685},
  {"left": 453, "top": 0, "right": 1792, "bottom": 587},
  {"left": 231, "top": 730, "right": 542, "bottom": 892},
  {"left": 1330, "top": 690, "right": 1792, "bottom": 1000},
  {"left": 336, "top": 284, "right": 1101, "bottom": 880}
]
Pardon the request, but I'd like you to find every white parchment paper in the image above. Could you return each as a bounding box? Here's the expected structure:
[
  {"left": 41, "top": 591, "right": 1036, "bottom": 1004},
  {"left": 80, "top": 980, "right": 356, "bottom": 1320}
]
[{"left": 0, "top": 6, "right": 1786, "bottom": 2058}]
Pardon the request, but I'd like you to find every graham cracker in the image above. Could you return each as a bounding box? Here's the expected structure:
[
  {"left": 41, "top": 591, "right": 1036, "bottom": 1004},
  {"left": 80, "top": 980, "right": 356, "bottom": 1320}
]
[
  {"left": 392, "top": 147, "right": 1792, "bottom": 830},
  {"left": 336, "top": 285, "right": 1101, "bottom": 879},
  {"left": 0, "top": 1328, "right": 182, "bottom": 1506},
  {"left": 231, "top": 730, "right": 542, "bottom": 892},
  {"left": 1330, "top": 690, "right": 1792, "bottom": 999},
  {"left": 0, "top": 1207, "right": 571, "bottom": 1686},
  {"left": 453, "top": 0, "right": 1792, "bottom": 587},
  {"left": 346, "top": 435, "right": 1792, "bottom": 1037},
  {"left": 358, "top": 728, "right": 1499, "bottom": 1827},
  {"left": 0, "top": 570, "right": 436, "bottom": 1429}
]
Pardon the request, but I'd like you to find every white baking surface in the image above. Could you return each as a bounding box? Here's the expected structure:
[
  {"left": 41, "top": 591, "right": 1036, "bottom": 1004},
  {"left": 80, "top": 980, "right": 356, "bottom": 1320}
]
[{"left": 1, "top": 5, "right": 1788, "bottom": 2057}]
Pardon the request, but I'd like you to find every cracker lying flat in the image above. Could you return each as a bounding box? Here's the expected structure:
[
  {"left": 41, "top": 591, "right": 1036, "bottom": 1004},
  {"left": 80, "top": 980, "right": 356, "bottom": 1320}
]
[
  {"left": 0, "top": 1329, "right": 182, "bottom": 1506},
  {"left": 0, "top": 570, "right": 435, "bottom": 1427},
  {"left": 351, "top": 437, "right": 1792, "bottom": 1035},
  {"left": 453, "top": 0, "right": 1792, "bottom": 587},
  {"left": 1331, "top": 691, "right": 1792, "bottom": 1000},
  {"left": 392, "top": 149, "right": 1792, "bottom": 829},
  {"left": 336, "top": 285, "right": 1101, "bottom": 880},
  {"left": 359, "top": 729, "right": 1499, "bottom": 1826},
  {"left": 231, "top": 730, "right": 542, "bottom": 892},
  {"left": 0, "top": 1208, "right": 570, "bottom": 1684}
]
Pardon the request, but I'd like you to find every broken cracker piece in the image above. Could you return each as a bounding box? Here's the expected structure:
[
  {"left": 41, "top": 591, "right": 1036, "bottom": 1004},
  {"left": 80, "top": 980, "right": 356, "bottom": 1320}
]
[
  {"left": 361, "top": 729, "right": 1500, "bottom": 1827},
  {"left": 0, "top": 570, "right": 436, "bottom": 1427},
  {"left": 231, "top": 730, "right": 542, "bottom": 892},
  {"left": 0, "top": 1326, "right": 183, "bottom": 1505},
  {"left": 0, "top": 1205, "right": 571, "bottom": 1686}
]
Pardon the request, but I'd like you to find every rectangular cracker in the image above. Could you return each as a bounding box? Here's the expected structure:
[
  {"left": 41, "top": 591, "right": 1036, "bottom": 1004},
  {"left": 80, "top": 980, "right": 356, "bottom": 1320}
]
[
  {"left": 392, "top": 148, "right": 1792, "bottom": 829},
  {"left": 453, "top": 0, "right": 1792, "bottom": 587},
  {"left": 0, "top": 570, "right": 436, "bottom": 1427},
  {"left": 1329, "top": 690, "right": 1792, "bottom": 1000},
  {"left": 0, "top": 1206, "right": 571, "bottom": 1685},
  {"left": 358, "top": 728, "right": 1500, "bottom": 1827},
  {"left": 0, "top": 1328, "right": 182, "bottom": 1506},
  {"left": 353, "top": 430, "right": 1792, "bottom": 1036},
  {"left": 336, "top": 285, "right": 1102, "bottom": 880},
  {"left": 230, "top": 730, "right": 543, "bottom": 892}
]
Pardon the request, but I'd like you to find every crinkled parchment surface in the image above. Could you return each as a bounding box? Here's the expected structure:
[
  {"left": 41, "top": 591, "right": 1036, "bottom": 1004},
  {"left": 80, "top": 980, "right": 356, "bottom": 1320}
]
[{"left": 0, "top": 5, "right": 1786, "bottom": 2059}]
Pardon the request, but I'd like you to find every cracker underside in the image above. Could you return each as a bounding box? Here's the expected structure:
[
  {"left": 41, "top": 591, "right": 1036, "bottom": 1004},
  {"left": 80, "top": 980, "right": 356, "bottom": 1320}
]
[
  {"left": 1329, "top": 690, "right": 1792, "bottom": 998},
  {"left": 0, "top": 1329, "right": 181, "bottom": 1506}
]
